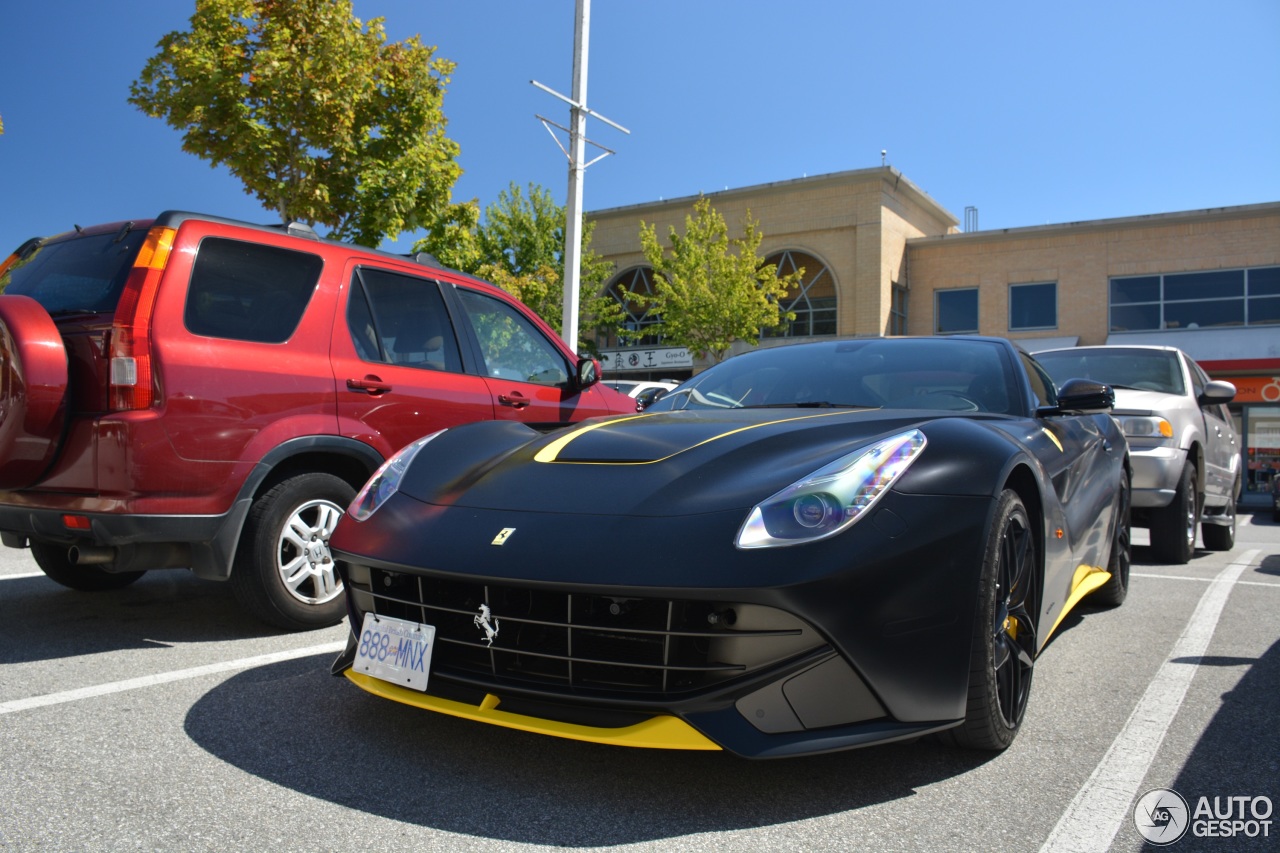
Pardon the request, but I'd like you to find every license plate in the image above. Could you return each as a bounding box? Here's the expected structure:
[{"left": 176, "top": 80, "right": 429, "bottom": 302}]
[{"left": 353, "top": 612, "right": 436, "bottom": 691}]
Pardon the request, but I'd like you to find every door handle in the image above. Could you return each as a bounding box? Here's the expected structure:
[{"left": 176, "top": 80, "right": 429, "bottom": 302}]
[
  {"left": 498, "top": 391, "right": 531, "bottom": 409},
  {"left": 347, "top": 376, "right": 392, "bottom": 395}
]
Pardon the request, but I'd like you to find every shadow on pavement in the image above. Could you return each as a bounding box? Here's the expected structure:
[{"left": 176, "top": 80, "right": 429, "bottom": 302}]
[
  {"left": 1158, "top": 637, "right": 1280, "bottom": 848},
  {"left": 0, "top": 570, "right": 292, "bottom": 664},
  {"left": 184, "top": 654, "right": 995, "bottom": 846}
]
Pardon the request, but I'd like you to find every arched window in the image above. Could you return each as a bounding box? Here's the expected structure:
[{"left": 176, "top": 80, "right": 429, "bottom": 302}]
[
  {"left": 764, "top": 250, "right": 837, "bottom": 337},
  {"left": 604, "top": 266, "right": 663, "bottom": 347}
]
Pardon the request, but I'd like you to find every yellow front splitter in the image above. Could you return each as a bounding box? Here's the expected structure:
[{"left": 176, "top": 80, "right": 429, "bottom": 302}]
[{"left": 345, "top": 670, "right": 721, "bottom": 751}]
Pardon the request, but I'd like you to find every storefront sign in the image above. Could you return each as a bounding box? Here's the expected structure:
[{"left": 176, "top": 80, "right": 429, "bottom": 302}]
[
  {"left": 1220, "top": 375, "right": 1280, "bottom": 404},
  {"left": 598, "top": 348, "right": 693, "bottom": 372}
]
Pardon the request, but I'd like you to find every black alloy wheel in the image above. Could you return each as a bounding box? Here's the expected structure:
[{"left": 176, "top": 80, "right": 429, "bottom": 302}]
[
  {"left": 940, "top": 489, "right": 1039, "bottom": 751},
  {"left": 1093, "top": 467, "right": 1132, "bottom": 607}
]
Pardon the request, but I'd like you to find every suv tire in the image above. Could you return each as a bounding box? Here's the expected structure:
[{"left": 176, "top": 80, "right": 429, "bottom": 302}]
[
  {"left": 230, "top": 473, "right": 354, "bottom": 631},
  {"left": 1151, "top": 462, "right": 1198, "bottom": 565},
  {"left": 30, "top": 540, "right": 146, "bottom": 591}
]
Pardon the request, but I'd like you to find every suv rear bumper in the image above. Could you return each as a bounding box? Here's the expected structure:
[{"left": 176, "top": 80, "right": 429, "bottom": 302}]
[{"left": 0, "top": 497, "right": 251, "bottom": 581}]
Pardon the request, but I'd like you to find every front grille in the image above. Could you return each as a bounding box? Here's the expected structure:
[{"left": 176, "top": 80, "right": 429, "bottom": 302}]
[{"left": 352, "top": 566, "right": 823, "bottom": 698}]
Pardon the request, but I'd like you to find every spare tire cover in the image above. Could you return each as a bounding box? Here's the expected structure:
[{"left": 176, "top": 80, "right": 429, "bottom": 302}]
[{"left": 0, "top": 295, "right": 69, "bottom": 489}]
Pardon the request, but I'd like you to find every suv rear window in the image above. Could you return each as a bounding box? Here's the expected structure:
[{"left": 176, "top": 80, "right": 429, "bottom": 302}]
[
  {"left": 185, "top": 238, "right": 323, "bottom": 343},
  {"left": 1, "top": 229, "right": 148, "bottom": 314}
]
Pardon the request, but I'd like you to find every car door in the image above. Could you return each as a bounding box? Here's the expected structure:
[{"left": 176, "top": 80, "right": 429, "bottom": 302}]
[
  {"left": 332, "top": 265, "right": 496, "bottom": 459},
  {"left": 1186, "top": 355, "right": 1237, "bottom": 501},
  {"left": 449, "top": 284, "right": 621, "bottom": 429},
  {"left": 1022, "top": 353, "right": 1117, "bottom": 552}
]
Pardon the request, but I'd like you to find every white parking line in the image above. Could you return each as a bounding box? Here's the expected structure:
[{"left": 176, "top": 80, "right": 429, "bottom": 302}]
[
  {"left": 1132, "top": 571, "right": 1280, "bottom": 588},
  {"left": 0, "top": 641, "right": 345, "bottom": 716},
  {"left": 1038, "top": 549, "right": 1258, "bottom": 853},
  {"left": 0, "top": 572, "right": 45, "bottom": 580}
]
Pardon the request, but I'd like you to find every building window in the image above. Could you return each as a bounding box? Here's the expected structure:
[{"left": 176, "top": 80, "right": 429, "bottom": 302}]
[
  {"left": 604, "top": 266, "right": 663, "bottom": 347},
  {"left": 762, "top": 250, "right": 837, "bottom": 337},
  {"left": 1109, "top": 265, "right": 1280, "bottom": 331},
  {"left": 890, "top": 282, "right": 908, "bottom": 335},
  {"left": 1009, "top": 282, "right": 1057, "bottom": 331},
  {"left": 935, "top": 288, "right": 978, "bottom": 334}
]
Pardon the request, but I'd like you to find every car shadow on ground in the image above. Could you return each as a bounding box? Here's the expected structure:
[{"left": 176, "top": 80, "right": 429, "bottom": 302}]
[
  {"left": 0, "top": 570, "right": 295, "bottom": 664},
  {"left": 1164, "top": 636, "right": 1280, "bottom": 836},
  {"left": 184, "top": 653, "right": 997, "bottom": 846}
]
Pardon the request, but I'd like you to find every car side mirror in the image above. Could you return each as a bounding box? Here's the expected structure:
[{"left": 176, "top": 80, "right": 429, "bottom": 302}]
[
  {"left": 575, "top": 355, "right": 600, "bottom": 390},
  {"left": 1199, "top": 379, "right": 1236, "bottom": 405},
  {"left": 1039, "top": 377, "right": 1115, "bottom": 416}
]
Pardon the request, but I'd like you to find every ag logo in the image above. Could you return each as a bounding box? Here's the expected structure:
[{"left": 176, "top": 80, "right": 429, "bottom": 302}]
[
  {"left": 491, "top": 527, "right": 516, "bottom": 546},
  {"left": 1134, "top": 787, "right": 1189, "bottom": 845}
]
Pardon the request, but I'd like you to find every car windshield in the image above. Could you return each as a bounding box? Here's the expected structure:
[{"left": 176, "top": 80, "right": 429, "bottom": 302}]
[
  {"left": 1036, "top": 349, "right": 1185, "bottom": 395},
  {"left": 649, "top": 338, "right": 1016, "bottom": 413},
  {"left": 1, "top": 228, "right": 147, "bottom": 315}
]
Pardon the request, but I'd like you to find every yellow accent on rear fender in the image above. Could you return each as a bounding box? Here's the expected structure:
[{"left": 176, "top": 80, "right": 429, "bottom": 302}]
[
  {"left": 1044, "top": 563, "right": 1111, "bottom": 645},
  {"left": 345, "top": 671, "right": 721, "bottom": 751}
]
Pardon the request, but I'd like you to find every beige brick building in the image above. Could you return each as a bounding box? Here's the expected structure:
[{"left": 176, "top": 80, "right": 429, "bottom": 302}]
[{"left": 587, "top": 167, "right": 1280, "bottom": 503}]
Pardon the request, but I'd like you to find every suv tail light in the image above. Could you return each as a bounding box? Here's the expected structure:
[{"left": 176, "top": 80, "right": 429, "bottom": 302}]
[{"left": 109, "top": 226, "right": 175, "bottom": 411}]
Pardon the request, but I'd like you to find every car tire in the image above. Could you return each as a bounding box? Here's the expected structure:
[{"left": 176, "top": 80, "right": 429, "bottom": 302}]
[
  {"left": 30, "top": 539, "right": 146, "bottom": 591},
  {"left": 1092, "top": 467, "right": 1131, "bottom": 608},
  {"left": 230, "top": 472, "right": 354, "bottom": 631},
  {"left": 1203, "top": 484, "right": 1233, "bottom": 550},
  {"left": 1151, "top": 462, "right": 1198, "bottom": 565},
  {"left": 939, "top": 489, "right": 1038, "bottom": 751}
]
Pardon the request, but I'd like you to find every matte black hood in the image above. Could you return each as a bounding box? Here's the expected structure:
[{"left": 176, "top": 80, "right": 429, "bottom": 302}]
[{"left": 397, "top": 408, "right": 942, "bottom": 518}]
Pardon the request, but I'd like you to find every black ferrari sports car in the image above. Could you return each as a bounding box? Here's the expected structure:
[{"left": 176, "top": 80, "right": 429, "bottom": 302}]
[{"left": 329, "top": 336, "right": 1131, "bottom": 759}]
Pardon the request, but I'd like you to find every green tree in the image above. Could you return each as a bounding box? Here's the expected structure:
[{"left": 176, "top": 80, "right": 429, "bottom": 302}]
[
  {"left": 634, "top": 196, "right": 800, "bottom": 363},
  {"left": 415, "top": 182, "right": 623, "bottom": 351},
  {"left": 129, "top": 0, "right": 461, "bottom": 248}
]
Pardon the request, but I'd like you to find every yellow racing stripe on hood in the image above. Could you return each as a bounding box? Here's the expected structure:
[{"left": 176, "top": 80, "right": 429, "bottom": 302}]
[{"left": 534, "top": 409, "right": 861, "bottom": 464}]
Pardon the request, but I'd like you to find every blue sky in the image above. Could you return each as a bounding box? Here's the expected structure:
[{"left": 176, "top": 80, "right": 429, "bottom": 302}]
[{"left": 2, "top": 0, "right": 1278, "bottom": 254}]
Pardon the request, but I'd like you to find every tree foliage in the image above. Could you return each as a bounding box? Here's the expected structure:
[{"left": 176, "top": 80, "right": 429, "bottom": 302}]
[
  {"left": 634, "top": 196, "right": 800, "bottom": 363},
  {"left": 129, "top": 0, "right": 461, "bottom": 247},
  {"left": 415, "top": 182, "right": 623, "bottom": 350}
]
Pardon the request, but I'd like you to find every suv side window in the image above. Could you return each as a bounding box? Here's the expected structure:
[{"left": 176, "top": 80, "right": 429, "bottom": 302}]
[
  {"left": 348, "top": 268, "right": 463, "bottom": 372},
  {"left": 185, "top": 238, "right": 322, "bottom": 343},
  {"left": 456, "top": 288, "right": 569, "bottom": 386}
]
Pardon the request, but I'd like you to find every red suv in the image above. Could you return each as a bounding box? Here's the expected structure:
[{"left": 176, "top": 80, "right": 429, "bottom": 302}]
[{"left": 0, "top": 212, "right": 632, "bottom": 629}]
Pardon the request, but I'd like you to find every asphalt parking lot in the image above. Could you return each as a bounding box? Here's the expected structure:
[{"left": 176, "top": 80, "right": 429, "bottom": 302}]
[{"left": 2, "top": 515, "right": 1277, "bottom": 852}]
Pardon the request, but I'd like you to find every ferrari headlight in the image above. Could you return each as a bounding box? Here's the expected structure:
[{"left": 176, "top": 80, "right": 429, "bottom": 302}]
[
  {"left": 1117, "top": 415, "right": 1174, "bottom": 441},
  {"left": 348, "top": 431, "right": 444, "bottom": 521},
  {"left": 736, "top": 429, "right": 927, "bottom": 549}
]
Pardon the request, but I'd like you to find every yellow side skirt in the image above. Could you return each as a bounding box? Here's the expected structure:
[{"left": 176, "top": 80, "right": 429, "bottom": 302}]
[
  {"left": 345, "top": 670, "right": 722, "bottom": 751},
  {"left": 1044, "top": 564, "right": 1112, "bottom": 644}
]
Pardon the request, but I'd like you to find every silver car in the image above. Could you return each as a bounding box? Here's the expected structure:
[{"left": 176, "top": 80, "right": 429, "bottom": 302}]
[{"left": 1037, "top": 345, "right": 1239, "bottom": 564}]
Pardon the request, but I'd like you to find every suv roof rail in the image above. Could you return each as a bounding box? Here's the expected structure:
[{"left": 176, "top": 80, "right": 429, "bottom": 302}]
[
  {"left": 406, "top": 251, "right": 441, "bottom": 267},
  {"left": 264, "top": 220, "right": 320, "bottom": 240}
]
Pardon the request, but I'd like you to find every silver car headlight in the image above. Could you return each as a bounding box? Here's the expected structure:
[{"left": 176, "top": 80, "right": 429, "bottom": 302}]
[
  {"left": 1116, "top": 415, "right": 1174, "bottom": 442},
  {"left": 348, "top": 431, "right": 444, "bottom": 521},
  {"left": 736, "top": 429, "right": 927, "bottom": 549}
]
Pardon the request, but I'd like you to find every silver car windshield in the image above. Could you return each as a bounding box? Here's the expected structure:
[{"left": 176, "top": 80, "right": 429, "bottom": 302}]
[{"left": 1037, "top": 349, "right": 1185, "bottom": 395}]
